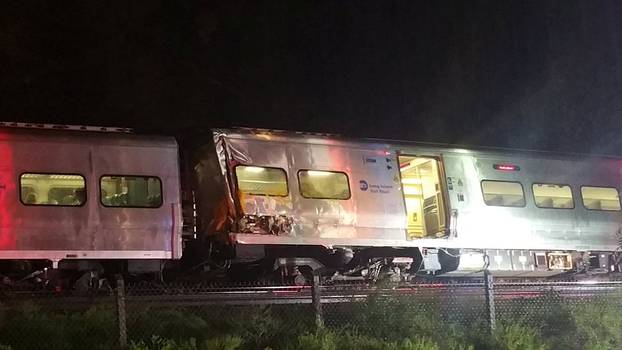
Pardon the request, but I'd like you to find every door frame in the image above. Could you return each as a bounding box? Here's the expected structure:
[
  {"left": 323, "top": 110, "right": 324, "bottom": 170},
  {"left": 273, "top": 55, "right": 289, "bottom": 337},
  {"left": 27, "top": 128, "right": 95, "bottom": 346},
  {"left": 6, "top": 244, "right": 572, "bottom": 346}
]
[{"left": 396, "top": 151, "right": 452, "bottom": 239}]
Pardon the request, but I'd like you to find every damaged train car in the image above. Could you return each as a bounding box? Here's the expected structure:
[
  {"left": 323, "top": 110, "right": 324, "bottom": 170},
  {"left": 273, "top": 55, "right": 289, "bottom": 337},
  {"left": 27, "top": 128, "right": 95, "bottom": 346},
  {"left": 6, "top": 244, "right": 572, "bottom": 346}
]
[{"left": 190, "top": 128, "right": 622, "bottom": 282}]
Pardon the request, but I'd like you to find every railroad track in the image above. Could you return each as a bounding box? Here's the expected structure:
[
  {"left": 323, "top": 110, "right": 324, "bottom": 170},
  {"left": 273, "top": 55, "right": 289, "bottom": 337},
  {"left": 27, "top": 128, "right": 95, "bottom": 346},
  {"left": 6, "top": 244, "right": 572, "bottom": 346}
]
[{"left": 2, "top": 280, "right": 622, "bottom": 310}]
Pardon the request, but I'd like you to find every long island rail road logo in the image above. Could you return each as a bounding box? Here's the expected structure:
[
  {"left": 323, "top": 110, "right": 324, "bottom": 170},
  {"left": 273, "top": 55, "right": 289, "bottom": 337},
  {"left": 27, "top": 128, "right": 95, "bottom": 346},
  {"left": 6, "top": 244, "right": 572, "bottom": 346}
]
[{"left": 359, "top": 180, "right": 369, "bottom": 191}]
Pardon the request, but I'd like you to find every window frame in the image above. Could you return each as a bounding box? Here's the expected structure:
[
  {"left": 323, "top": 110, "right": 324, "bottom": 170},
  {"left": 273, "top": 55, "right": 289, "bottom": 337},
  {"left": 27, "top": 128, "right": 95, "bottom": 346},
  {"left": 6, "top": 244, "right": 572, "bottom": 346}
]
[
  {"left": 99, "top": 174, "right": 164, "bottom": 209},
  {"left": 297, "top": 169, "right": 352, "bottom": 200},
  {"left": 480, "top": 179, "right": 526, "bottom": 208},
  {"left": 233, "top": 165, "right": 289, "bottom": 197},
  {"left": 531, "top": 183, "right": 575, "bottom": 209},
  {"left": 19, "top": 171, "right": 87, "bottom": 207},
  {"left": 579, "top": 185, "right": 621, "bottom": 212}
]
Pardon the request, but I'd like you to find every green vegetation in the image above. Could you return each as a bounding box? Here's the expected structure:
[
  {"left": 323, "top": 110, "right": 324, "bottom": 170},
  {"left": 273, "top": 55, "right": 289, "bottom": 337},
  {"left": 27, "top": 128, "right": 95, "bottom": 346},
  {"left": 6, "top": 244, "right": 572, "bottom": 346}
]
[
  {"left": 0, "top": 292, "right": 621, "bottom": 350},
  {"left": 286, "top": 330, "right": 444, "bottom": 350},
  {"left": 0, "top": 302, "right": 117, "bottom": 350},
  {"left": 128, "top": 335, "right": 243, "bottom": 350}
]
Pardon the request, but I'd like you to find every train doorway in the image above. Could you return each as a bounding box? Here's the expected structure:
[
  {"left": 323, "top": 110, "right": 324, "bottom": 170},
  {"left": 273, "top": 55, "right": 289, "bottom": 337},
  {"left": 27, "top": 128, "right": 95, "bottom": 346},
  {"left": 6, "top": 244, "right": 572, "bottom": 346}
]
[{"left": 398, "top": 156, "right": 447, "bottom": 239}]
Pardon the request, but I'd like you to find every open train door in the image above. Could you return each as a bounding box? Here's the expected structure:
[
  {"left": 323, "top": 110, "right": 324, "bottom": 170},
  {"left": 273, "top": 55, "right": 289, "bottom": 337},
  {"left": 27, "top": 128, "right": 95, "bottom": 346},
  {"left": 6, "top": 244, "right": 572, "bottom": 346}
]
[{"left": 398, "top": 155, "right": 449, "bottom": 239}]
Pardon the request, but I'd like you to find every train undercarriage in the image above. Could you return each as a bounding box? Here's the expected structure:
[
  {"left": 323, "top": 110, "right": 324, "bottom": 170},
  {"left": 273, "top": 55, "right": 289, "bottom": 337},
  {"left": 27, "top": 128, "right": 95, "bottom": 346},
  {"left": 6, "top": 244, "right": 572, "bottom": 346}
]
[
  {"left": 222, "top": 245, "right": 622, "bottom": 285},
  {"left": 2, "top": 243, "right": 622, "bottom": 293},
  {"left": 168, "top": 238, "right": 622, "bottom": 285}
]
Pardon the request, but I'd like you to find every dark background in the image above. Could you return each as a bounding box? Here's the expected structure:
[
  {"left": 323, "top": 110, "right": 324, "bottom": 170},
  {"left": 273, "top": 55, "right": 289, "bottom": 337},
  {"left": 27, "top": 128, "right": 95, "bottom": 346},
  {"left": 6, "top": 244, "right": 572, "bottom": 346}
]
[{"left": 2, "top": 1, "right": 622, "bottom": 154}]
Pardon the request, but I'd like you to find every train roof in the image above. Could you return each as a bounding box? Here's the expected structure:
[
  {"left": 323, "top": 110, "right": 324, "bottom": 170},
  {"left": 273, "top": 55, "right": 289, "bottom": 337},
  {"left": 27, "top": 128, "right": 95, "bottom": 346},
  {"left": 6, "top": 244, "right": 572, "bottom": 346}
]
[
  {"left": 0, "top": 122, "right": 177, "bottom": 148},
  {"left": 2, "top": 122, "right": 618, "bottom": 161},
  {"left": 214, "top": 127, "right": 622, "bottom": 162}
]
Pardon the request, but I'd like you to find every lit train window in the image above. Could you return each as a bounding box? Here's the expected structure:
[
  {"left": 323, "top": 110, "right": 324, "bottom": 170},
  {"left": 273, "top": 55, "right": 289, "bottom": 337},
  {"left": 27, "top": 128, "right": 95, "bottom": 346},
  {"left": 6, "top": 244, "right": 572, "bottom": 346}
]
[
  {"left": 298, "top": 170, "right": 351, "bottom": 200},
  {"left": 20, "top": 173, "right": 86, "bottom": 206},
  {"left": 580, "top": 186, "right": 621, "bottom": 211},
  {"left": 532, "top": 183, "right": 574, "bottom": 209},
  {"left": 481, "top": 180, "right": 525, "bottom": 207},
  {"left": 235, "top": 166, "right": 288, "bottom": 196},
  {"left": 100, "top": 176, "right": 162, "bottom": 208}
]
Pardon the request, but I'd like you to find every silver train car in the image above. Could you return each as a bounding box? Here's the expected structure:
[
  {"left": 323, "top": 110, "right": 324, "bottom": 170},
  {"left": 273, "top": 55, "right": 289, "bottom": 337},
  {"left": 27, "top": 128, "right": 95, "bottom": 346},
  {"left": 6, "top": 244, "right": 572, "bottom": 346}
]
[
  {"left": 193, "top": 128, "right": 622, "bottom": 278},
  {"left": 0, "top": 123, "right": 182, "bottom": 286}
]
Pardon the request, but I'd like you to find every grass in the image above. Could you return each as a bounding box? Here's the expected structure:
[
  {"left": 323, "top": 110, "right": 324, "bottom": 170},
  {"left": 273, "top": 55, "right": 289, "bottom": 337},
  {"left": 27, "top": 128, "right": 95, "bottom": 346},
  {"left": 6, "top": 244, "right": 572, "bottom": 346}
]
[
  {"left": 0, "top": 302, "right": 118, "bottom": 350},
  {"left": 1, "top": 290, "right": 622, "bottom": 350},
  {"left": 128, "top": 335, "right": 243, "bottom": 350}
]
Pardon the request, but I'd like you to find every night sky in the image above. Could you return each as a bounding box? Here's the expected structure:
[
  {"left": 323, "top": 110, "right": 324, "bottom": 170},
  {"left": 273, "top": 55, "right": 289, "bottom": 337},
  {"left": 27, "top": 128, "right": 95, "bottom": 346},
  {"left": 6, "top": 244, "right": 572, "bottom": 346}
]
[{"left": 2, "top": 1, "right": 622, "bottom": 154}]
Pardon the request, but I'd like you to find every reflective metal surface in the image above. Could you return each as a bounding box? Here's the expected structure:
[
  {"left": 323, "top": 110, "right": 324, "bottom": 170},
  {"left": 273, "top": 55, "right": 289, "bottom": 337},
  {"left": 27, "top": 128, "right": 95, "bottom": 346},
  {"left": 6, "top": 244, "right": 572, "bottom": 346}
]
[
  {"left": 202, "top": 128, "right": 622, "bottom": 253},
  {"left": 0, "top": 128, "right": 182, "bottom": 261}
]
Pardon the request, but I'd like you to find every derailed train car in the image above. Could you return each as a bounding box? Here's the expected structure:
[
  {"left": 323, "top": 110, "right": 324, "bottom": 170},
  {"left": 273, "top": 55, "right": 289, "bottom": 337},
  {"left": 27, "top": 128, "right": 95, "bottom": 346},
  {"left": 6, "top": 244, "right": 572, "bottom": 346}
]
[{"left": 193, "top": 128, "right": 622, "bottom": 280}]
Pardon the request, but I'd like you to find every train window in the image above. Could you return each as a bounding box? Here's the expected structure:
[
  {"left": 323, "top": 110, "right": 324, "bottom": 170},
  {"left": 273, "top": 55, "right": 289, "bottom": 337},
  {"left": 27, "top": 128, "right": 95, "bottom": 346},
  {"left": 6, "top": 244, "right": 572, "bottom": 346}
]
[
  {"left": 580, "top": 186, "right": 621, "bottom": 211},
  {"left": 100, "top": 176, "right": 162, "bottom": 208},
  {"left": 481, "top": 180, "right": 525, "bottom": 207},
  {"left": 532, "top": 183, "right": 574, "bottom": 209},
  {"left": 235, "top": 166, "right": 288, "bottom": 196},
  {"left": 298, "top": 170, "right": 351, "bottom": 200},
  {"left": 20, "top": 173, "right": 86, "bottom": 206}
]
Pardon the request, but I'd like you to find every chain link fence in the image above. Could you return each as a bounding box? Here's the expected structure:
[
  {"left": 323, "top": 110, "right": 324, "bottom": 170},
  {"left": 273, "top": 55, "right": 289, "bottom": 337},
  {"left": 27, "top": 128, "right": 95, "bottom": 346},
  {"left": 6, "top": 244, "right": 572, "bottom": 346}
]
[{"left": 1, "top": 276, "right": 622, "bottom": 349}]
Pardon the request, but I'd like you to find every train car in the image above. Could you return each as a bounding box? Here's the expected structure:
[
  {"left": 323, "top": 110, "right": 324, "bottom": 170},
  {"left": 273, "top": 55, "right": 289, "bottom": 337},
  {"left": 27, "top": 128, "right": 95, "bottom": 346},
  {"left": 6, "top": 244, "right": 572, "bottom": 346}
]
[
  {"left": 0, "top": 123, "right": 182, "bottom": 288},
  {"left": 193, "top": 128, "right": 622, "bottom": 281}
]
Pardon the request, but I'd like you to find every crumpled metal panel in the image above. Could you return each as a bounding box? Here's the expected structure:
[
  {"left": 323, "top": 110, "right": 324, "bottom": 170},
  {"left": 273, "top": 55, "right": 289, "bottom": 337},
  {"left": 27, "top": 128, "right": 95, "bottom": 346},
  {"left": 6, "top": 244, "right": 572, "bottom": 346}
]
[
  {"left": 192, "top": 133, "right": 235, "bottom": 235},
  {"left": 224, "top": 135, "right": 295, "bottom": 235}
]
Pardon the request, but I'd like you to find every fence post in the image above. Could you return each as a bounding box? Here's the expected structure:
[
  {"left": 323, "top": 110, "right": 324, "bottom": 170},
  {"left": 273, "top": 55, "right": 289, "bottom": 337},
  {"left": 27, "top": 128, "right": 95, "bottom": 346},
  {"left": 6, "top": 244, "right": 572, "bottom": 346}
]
[
  {"left": 484, "top": 268, "right": 496, "bottom": 332},
  {"left": 311, "top": 273, "right": 324, "bottom": 329},
  {"left": 116, "top": 274, "right": 128, "bottom": 349}
]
